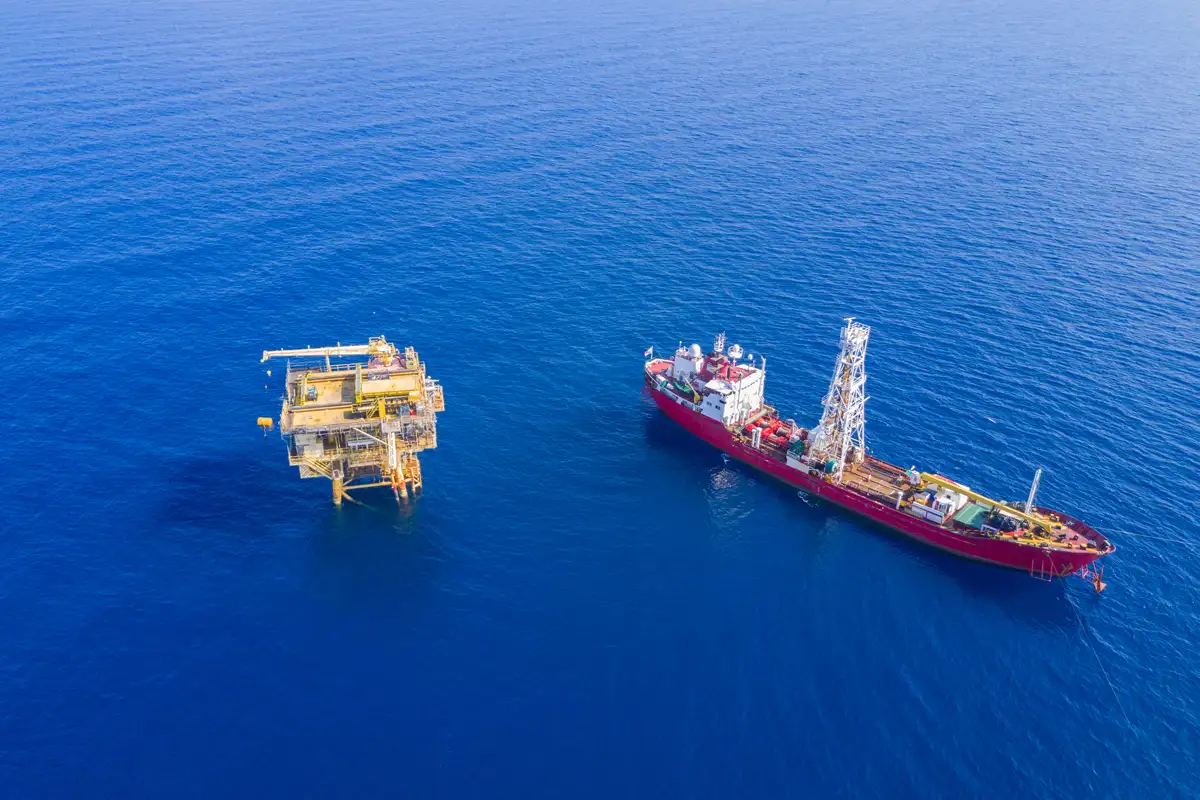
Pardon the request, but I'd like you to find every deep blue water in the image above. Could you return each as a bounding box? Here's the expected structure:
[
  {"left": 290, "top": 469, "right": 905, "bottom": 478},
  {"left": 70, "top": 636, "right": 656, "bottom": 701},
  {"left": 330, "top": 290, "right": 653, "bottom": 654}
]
[{"left": 2, "top": 0, "right": 1199, "bottom": 796}]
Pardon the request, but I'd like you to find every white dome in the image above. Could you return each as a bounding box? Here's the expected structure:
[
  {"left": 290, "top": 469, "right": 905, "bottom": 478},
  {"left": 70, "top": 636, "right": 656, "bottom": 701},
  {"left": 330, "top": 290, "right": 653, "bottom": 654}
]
[
  {"left": 688, "top": 343, "right": 702, "bottom": 358},
  {"left": 727, "top": 344, "right": 744, "bottom": 361}
]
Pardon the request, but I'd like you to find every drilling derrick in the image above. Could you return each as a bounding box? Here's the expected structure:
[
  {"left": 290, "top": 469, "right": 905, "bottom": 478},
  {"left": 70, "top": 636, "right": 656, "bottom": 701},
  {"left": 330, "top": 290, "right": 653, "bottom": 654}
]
[
  {"left": 260, "top": 336, "right": 445, "bottom": 505},
  {"left": 807, "top": 318, "right": 870, "bottom": 483}
]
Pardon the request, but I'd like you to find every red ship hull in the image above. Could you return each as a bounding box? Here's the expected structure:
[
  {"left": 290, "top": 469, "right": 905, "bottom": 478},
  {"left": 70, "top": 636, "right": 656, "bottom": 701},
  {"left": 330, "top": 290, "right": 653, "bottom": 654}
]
[{"left": 650, "top": 389, "right": 1105, "bottom": 575}]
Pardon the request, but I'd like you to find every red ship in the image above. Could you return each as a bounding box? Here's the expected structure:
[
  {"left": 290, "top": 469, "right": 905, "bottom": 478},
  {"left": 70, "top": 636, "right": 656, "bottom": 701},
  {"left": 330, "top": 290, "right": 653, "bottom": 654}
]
[{"left": 644, "top": 320, "right": 1113, "bottom": 587}]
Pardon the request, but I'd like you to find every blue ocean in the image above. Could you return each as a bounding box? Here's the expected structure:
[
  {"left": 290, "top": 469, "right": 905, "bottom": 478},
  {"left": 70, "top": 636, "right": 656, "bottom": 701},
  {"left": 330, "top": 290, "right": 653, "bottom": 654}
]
[{"left": 2, "top": 0, "right": 1198, "bottom": 796}]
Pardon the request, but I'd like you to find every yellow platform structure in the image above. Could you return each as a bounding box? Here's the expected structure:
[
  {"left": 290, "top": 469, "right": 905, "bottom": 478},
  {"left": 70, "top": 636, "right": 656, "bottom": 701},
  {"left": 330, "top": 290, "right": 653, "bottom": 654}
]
[{"left": 260, "top": 336, "right": 445, "bottom": 505}]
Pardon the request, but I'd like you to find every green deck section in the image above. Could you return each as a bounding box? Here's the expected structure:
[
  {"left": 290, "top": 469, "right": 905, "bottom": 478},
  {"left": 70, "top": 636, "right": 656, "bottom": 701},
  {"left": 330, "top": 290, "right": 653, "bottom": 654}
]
[
  {"left": 953, "top": 503, "right": 989, "bottom": 529},
  {"left": 670, "top": 381, "right": 698, "bottom": 401}
]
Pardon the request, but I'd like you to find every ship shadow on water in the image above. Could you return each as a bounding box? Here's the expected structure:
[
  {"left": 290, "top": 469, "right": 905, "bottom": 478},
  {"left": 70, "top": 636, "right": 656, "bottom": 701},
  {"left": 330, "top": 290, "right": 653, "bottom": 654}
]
[{"left": 642, "top": 412, "right": 1078, "bottom": 626}]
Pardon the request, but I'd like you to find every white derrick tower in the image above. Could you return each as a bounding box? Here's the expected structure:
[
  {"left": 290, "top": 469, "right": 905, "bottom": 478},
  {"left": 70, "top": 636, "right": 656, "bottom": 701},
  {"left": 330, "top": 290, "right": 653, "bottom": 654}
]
[{"left": 808, "top": 318, "right": 870, "bottom": 482}]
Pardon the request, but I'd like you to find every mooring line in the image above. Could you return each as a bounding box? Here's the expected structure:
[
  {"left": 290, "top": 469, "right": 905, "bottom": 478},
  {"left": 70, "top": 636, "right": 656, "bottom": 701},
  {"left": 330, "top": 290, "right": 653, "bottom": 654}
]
[{"left": 1066, "top": 591, "right": 1132, "bottom": 729}]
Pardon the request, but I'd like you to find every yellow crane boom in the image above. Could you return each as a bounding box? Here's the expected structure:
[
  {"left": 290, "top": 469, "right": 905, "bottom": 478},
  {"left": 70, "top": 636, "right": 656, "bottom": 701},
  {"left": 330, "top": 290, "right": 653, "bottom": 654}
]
[
  {"left": 920, "top": 472, "right": 1047, "bottom": 528},
  {"left": 262, "top": 336, "right": 401, "bottom": 371},
  {"left": 261, "top": 344, "right": 370, "bottom": 363}
]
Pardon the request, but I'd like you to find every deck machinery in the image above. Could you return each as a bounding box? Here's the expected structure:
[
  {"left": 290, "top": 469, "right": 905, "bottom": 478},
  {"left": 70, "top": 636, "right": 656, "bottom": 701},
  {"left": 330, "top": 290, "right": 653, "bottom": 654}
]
[{"left": 260, "top": 337, "right": 445, "bottom": 505}]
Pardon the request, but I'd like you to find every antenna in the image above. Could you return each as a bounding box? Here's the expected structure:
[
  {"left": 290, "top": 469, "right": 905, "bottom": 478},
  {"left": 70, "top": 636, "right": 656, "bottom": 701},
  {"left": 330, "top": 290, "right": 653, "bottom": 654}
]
[
  {"left": 713, "top": 332, "right": 726, "bottom": 355},
  {"left": 1025, "top": 468, "right": 1042, "bottom": 512},
  {"left": 808, "top": 318, "right": 870, "bottom": 482}
]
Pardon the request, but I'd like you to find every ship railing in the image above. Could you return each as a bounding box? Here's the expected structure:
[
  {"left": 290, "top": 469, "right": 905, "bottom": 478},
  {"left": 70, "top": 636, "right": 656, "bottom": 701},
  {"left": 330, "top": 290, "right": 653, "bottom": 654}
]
[
  {"left": 284, "top": 357, "right": 354, "bottom": 375},
  {"left": 283, "top": 358, "right": 419, "bottom": 378},
  {"left": 294, "top": 456, "right": 334, "bottom": 480},
  {"left": 1033, "top": 506, "right": 1110, "bottom": 549},
  {"left": 285, "top": 414, "right": 430, "bottom": 435},
  {"left": 289, "top": 446, "right": 391, "bottom": 469},
  {"left": 345, "top": 446, "right": 390, "bottom": 468}
]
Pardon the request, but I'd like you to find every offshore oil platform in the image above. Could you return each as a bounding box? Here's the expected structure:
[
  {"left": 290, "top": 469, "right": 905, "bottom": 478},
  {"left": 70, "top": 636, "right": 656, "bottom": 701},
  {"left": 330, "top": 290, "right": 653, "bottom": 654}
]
[{"left": 258, "top": 337, "right": 445, "bottom": 505}]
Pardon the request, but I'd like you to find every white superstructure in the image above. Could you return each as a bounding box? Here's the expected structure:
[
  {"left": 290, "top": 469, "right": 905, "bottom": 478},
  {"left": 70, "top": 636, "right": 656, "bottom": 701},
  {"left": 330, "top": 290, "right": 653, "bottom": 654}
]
[
  {"left": 672, "top": 343, "right": 705, "bottom": 380},
  {"left": 649, "top": 334, "right": 767, "bottom": 427}
]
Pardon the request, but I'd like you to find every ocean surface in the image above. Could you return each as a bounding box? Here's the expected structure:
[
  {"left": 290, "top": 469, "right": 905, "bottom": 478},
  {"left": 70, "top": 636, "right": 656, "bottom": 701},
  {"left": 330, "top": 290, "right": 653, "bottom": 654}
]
[{"left": 2, "top": 0, "right": 1198, "bottom": 796}]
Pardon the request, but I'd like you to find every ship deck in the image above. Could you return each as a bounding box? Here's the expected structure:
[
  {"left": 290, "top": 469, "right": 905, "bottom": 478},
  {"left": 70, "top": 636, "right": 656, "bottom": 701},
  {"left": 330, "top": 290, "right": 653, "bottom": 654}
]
[
  {"left": 841, "top": 458, "right": 909, "bottom": 504},
  {"left": 282, "top": 366, "right": 424, "bottom": 432},
  {"left": 728, "top": 413, "right": 1106, "bottom": 555},
  {"left": 645, "top": 359, "right": 673, "bottom": 381},
  {"left": 840, "top": 458, "right": 1104, "bottom": 553}
]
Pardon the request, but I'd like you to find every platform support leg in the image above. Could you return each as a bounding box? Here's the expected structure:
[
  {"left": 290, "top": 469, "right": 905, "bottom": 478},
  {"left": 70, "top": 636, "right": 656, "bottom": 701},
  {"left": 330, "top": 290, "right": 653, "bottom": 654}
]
[
  {"left": 403, "top": 454, "right": 423, "bottom": 497},
  {"left": 332, "top": 466, "right": 345, "bottom": 506}
]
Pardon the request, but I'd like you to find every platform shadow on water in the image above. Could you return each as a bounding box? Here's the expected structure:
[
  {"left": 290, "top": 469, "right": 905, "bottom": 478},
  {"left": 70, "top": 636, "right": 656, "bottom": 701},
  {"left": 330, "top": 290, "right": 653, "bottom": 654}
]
[
  {"left": 154, "top": 448, "right": 444, "bottom": 613},
  {"left": 152, "top": 449, "right": 291, "bottom": 532}
]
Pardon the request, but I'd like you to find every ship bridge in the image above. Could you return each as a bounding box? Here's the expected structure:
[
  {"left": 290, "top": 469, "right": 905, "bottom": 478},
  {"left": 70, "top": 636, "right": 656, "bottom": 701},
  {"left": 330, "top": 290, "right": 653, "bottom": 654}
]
[{"left": 644, "top": 334, "right": 767, "bottom": 427}]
